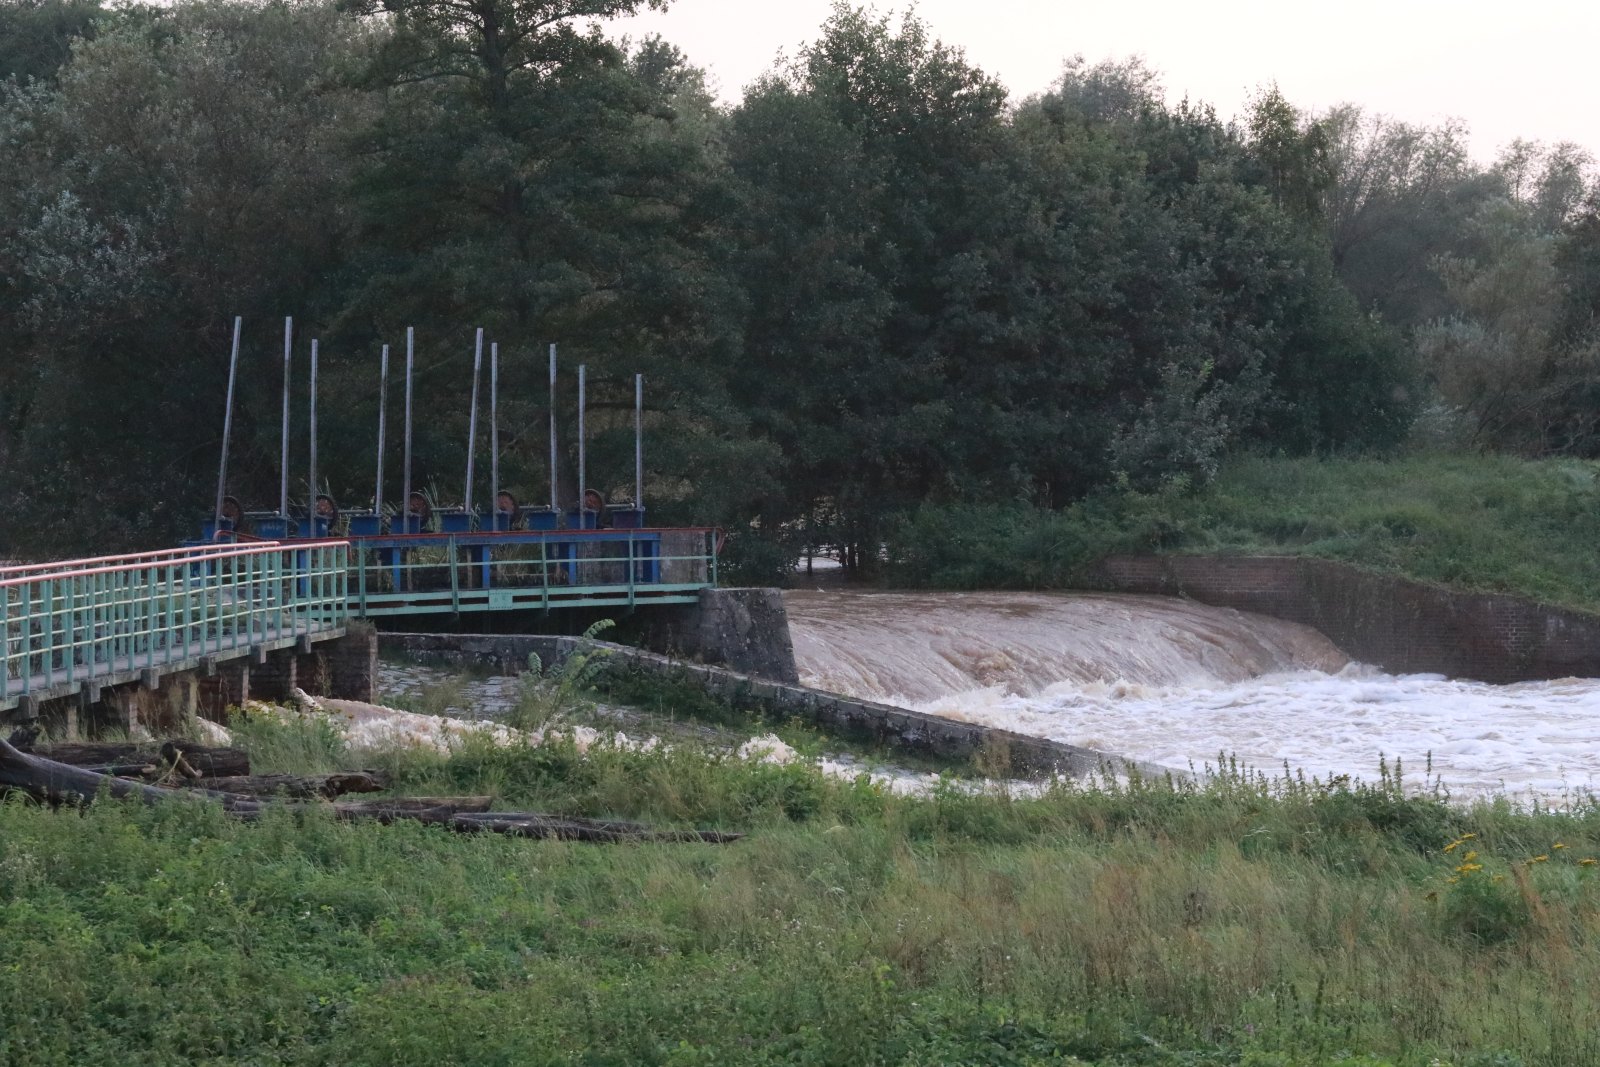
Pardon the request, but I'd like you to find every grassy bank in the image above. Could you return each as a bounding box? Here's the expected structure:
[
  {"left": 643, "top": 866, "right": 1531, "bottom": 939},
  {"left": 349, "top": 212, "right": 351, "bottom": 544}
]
[
  {"left": 6, "top": 713, "right": 1600, "bottom": 1066},
  {"left": 887, "top": 453, "right": 1600, "bottom": 612}
]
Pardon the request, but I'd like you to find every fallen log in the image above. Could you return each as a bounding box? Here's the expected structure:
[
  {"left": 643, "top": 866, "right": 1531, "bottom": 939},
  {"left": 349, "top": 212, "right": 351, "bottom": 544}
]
[
  {"left": 448, "top": 812, "right": 742, "bottom": 844},
  {"left": 185, "top": 771, "right": 390, "bottom": 800},
  {"left": 0, "top": 736, "right": 257, "bottom": 809},
  {"left": 0, "top": 737, "right": 739, "bottom": 844},
  {"left": 15, "top": 741, "right": 250, "bottom": 778},
  {"left": 339, "top": 796, "right": 494, "bottom": 815},
  {"left": 78, "top": 763, "right": 162, "bottom": 778}
]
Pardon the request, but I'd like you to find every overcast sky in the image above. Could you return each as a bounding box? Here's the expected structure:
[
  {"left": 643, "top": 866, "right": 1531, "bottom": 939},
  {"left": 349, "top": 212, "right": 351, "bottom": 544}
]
[{"left": 608, "top": 0, "right": 1599, "bottom": 164}]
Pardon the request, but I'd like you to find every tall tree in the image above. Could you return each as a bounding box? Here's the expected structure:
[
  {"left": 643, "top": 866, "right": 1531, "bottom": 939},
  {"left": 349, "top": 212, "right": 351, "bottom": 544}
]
[
  {"left": 0, "top": 0, "right": 370, "bottom": 554},
  {"left": 335, "top": 0, "right": 769, "bottom": 520},
  {"left": 0, "top": 0, "right": 107, "bottom": 85}
]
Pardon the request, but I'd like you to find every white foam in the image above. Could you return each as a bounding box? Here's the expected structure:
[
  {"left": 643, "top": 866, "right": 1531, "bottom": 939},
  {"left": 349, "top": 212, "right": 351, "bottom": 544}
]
[{"left": 788, "top": 591, "right": 1600, "bottom": 804}]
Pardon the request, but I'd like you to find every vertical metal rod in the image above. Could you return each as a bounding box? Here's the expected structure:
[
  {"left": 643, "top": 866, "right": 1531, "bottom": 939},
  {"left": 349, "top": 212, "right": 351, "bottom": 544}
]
[
  {"left": 213, "top": 316, "right": 242, "bottom": 531},
  {"left": 577, "top": 363, "right": 586, "bottom": 517},
  {"left": 490, "top": 341, "right": 500, "bottom": 522},
  {"left": 375, "top": 344, "right": 389, "bottom": 515},
  {"left": 465, "top": 327, "right": 483, "bottom": 514},
  {"left": 548, "top": 343, "right": 557, "bottom": 510},
  {"left": 403, "top": 327, "right": 414, "bottom": 528},
  {"left": 280, "top": 316, "right": 293, "bottom": 518},
  {"left": 635, "top": 373, "right": 643, "bottom": 510},
  {"left": 309, "top": 338, "right": 319, "bottom": 523}
]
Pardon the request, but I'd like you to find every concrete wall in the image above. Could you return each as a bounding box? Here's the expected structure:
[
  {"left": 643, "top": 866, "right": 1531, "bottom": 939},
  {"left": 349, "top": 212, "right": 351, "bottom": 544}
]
[
  {"left": 382, "top": 631, "right": 1169, "bottom": 781},
  {"left": 1084, "top": 555, "right": 1600, "bottom": 683},
  {"left": 629, "top": 588, "right": 800, "bottom": 684}
]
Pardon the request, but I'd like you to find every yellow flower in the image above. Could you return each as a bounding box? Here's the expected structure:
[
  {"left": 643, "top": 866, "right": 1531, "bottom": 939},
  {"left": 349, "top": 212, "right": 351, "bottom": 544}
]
[
  {"left": 1456, "top": 863, "right": 1484, "bottom": 873},
  {"left": 1447, "top": 876, "right": 1460, "bottom": 884},
  {"left": 1553, "top": 842, "right": 1567, "bottom": 850},
  {"left": 1461, "top": 833, "right": 1476, "bottom": 840},
  {"left": 1463, "top": 850, "right": 1478, "bottom": 862},
  {"left": 1443, "top": 841, "right": 1461, "bottom": 853},
  {"left": 1580, "top": 859, "right": 1597, "bottom": 868},
  {"left": 1533, "top": 855, "right": 1550, "bottom": 863}
]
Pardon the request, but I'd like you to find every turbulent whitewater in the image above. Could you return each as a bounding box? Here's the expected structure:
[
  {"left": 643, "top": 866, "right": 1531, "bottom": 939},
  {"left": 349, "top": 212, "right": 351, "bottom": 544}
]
[{"left": 785, "top": 590, "right": 1600, "bottom": 802}]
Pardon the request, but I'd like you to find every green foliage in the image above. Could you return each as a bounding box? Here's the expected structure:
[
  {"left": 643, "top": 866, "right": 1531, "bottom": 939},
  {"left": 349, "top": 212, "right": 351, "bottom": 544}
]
[
  {"left": 887, "top": 452, "right": 1600, "bottom": 615},
  {"left": 510, "top": 618, "right": 616, "bottom": 730},
  {"left": 6, "top": 0, "right": 1592, "bottom": 573},
  {"left": 226, "top": 704, "right": 353, "bottom": 775},
  {"left": 7, "top": 747, "right": 1600, "bottom": 1064},
  {"left": 0, "top": 0, "right": 107, "bottom": 86}
]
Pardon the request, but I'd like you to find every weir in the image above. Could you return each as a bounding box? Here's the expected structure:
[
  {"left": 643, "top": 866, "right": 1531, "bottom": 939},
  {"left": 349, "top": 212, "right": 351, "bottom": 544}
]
[{"left": 784, "top": 588, "right": 1600, "bottom": 804}]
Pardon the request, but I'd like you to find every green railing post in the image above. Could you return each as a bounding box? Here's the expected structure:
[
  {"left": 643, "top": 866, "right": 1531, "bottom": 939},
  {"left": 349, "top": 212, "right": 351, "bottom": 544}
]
[
  {"left": 449, "top": 534, "right": 461, "bottom": 614},
  {"left": 0, "top": 586, "right": 9, "bottom": 703},
  {"left": 627, "top": 531, "right": 636, "bottom": 609},
  {"left": 43, "top": 578, "right": 58, "bottom": 688}
]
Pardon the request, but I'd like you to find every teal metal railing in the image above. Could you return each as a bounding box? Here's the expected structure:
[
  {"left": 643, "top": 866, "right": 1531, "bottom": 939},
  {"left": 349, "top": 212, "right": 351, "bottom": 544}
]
[
  {"left": 2, "top": 540, "right": 348, "bottom": 709},
  {"left": 346, "top": 527, "right": 718, "bottom": 617}
]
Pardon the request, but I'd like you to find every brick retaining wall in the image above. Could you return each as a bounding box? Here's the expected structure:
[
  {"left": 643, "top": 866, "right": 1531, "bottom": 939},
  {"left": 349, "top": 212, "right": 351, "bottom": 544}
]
[{"left": 1084, "top": 556, "right": 1600, "bottom": 683}]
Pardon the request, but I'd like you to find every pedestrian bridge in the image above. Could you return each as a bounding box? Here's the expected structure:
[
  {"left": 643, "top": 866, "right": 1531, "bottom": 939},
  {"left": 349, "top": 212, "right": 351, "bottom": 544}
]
[{"left": 1, "top": 528, "right": 720, "bottom": 716}]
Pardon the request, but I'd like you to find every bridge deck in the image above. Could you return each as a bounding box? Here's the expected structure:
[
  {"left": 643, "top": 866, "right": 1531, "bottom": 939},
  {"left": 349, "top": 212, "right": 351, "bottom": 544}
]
[
  {"left": 4, "top": 528, "right": 722, "bottom": 715},
  {"left": 3, "top": 542, "right": 348, "bottom": 713},
  {"left": 5, "top": 619, "right": 344, "bottom": 711}
]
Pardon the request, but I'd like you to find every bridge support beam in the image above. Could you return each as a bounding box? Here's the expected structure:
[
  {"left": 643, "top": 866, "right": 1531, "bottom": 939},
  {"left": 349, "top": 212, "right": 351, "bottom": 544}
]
[
  {"left": 199, "top": 662, "right": 250, "bottom": 720},
  {"left": 251, "top": 649, "right": 299, "bottom": 704},
  {"left": 325, "top": 622, "right": 378, "bottom": 703}
]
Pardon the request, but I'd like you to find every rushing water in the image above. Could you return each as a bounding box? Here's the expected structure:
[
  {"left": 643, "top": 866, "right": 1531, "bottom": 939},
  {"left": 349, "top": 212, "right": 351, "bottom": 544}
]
[{"left": 785, "top": 590, "right": 1600, "bottom": 802}]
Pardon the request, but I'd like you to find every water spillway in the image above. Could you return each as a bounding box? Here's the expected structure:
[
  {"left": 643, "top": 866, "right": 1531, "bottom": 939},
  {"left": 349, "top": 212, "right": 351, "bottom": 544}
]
[{"left": 784, "top": 590, "right": 1600, "bottom": 802}]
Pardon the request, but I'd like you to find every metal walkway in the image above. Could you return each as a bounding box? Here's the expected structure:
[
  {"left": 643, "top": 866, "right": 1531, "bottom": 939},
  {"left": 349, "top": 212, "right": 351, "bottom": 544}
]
[
  {"left": 2, "top": 542, "right": 347, "bottom": 713},
  {"left": 3, "top": 527, "right": 720, "bottom": 714},
  {"left": 344, "top": 526, "right": 719, "bottom": 617}
]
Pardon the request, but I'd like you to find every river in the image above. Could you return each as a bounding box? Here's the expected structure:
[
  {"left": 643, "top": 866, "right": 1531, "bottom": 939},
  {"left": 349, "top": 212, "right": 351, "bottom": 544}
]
[{"left": 785, "top": 589, "right": 1600, "bottom": 803}]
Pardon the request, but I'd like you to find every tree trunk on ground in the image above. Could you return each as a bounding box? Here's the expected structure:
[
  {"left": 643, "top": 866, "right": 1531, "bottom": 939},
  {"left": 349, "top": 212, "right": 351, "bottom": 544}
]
[
  {"left": 14, "top": 741, "right": 250, "bottom": 777},
  {"left": 0, "top": 738, "right": 738, "bottom": 844},
  {"left": 185, "top": 771, "right": 390, "bottom": 799},
  {"left": 339, "top": 796, "right": 494, "bottom": 814}
]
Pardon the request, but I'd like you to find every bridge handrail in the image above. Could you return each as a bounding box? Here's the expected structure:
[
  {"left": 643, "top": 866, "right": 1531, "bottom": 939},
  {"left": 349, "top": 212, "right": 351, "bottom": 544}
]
[
  {"left": 3, "top": 540, "right": 350, "bottom": 709},
  {"left": 0, "top": 541, "right": 284, "bottom": 578},
  {"left": 0, "top": 541, "right": 348, "bottom": 589}
]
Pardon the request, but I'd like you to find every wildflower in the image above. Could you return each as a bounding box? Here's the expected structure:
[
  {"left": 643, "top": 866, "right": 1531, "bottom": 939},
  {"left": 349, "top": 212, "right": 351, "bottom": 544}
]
[
  {"left": 1553, "top": 842, "right": 1567, "bottom": 850},
  {"left": 1532, "top": 855, "right": 1549, "bottom": 863},
  {"left": 1455, "top": 863, "right": 1483, "bottom": 873},
  {"left": 1443, "top": 841, "right": 1461, "bottom": 854},
  {"left": 1581, "top": 859, "right": 1597, "bottom": 868},
  {"left": 1446, "top": 876, "right": 1460, "bottom": 884},
  {"left": 1462, "top": 850, "right": 1478, "bottom": 862},
  {"left": 1461, "top": 833, "right": 1476, "bottom": 840}
]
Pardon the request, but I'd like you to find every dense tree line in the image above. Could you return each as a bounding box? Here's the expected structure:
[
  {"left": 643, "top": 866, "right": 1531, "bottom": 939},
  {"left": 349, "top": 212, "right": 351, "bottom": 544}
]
[{"left": 0, "top": 0, "right": 1595, "bottom": 573}]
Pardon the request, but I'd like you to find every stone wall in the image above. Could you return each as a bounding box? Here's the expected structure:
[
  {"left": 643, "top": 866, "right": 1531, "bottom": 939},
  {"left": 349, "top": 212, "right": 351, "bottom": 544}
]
[
  {"left": 631, "top": 587, "right": 799, "bottom": 684},
  {"left": 1084, "top": 555, "right": 1600, "bottom": 683},
  {"left": 381, "top": 631, "right": 1167, "bottom": 781}
]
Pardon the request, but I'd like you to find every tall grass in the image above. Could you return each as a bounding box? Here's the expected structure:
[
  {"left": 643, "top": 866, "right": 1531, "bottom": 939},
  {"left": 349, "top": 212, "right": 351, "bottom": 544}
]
[
  {"left": 887, "top": 453, "right": 1600, "bottom": 611},
  {"left": 6, "top": 730, "right": 1600, "bottom": 1065}
]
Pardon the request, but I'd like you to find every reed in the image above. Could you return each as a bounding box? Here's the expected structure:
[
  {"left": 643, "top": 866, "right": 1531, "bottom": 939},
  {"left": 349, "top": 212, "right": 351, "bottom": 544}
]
[{"left": 4, "top": 727, "right": 1600, "bottom": 1065}]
